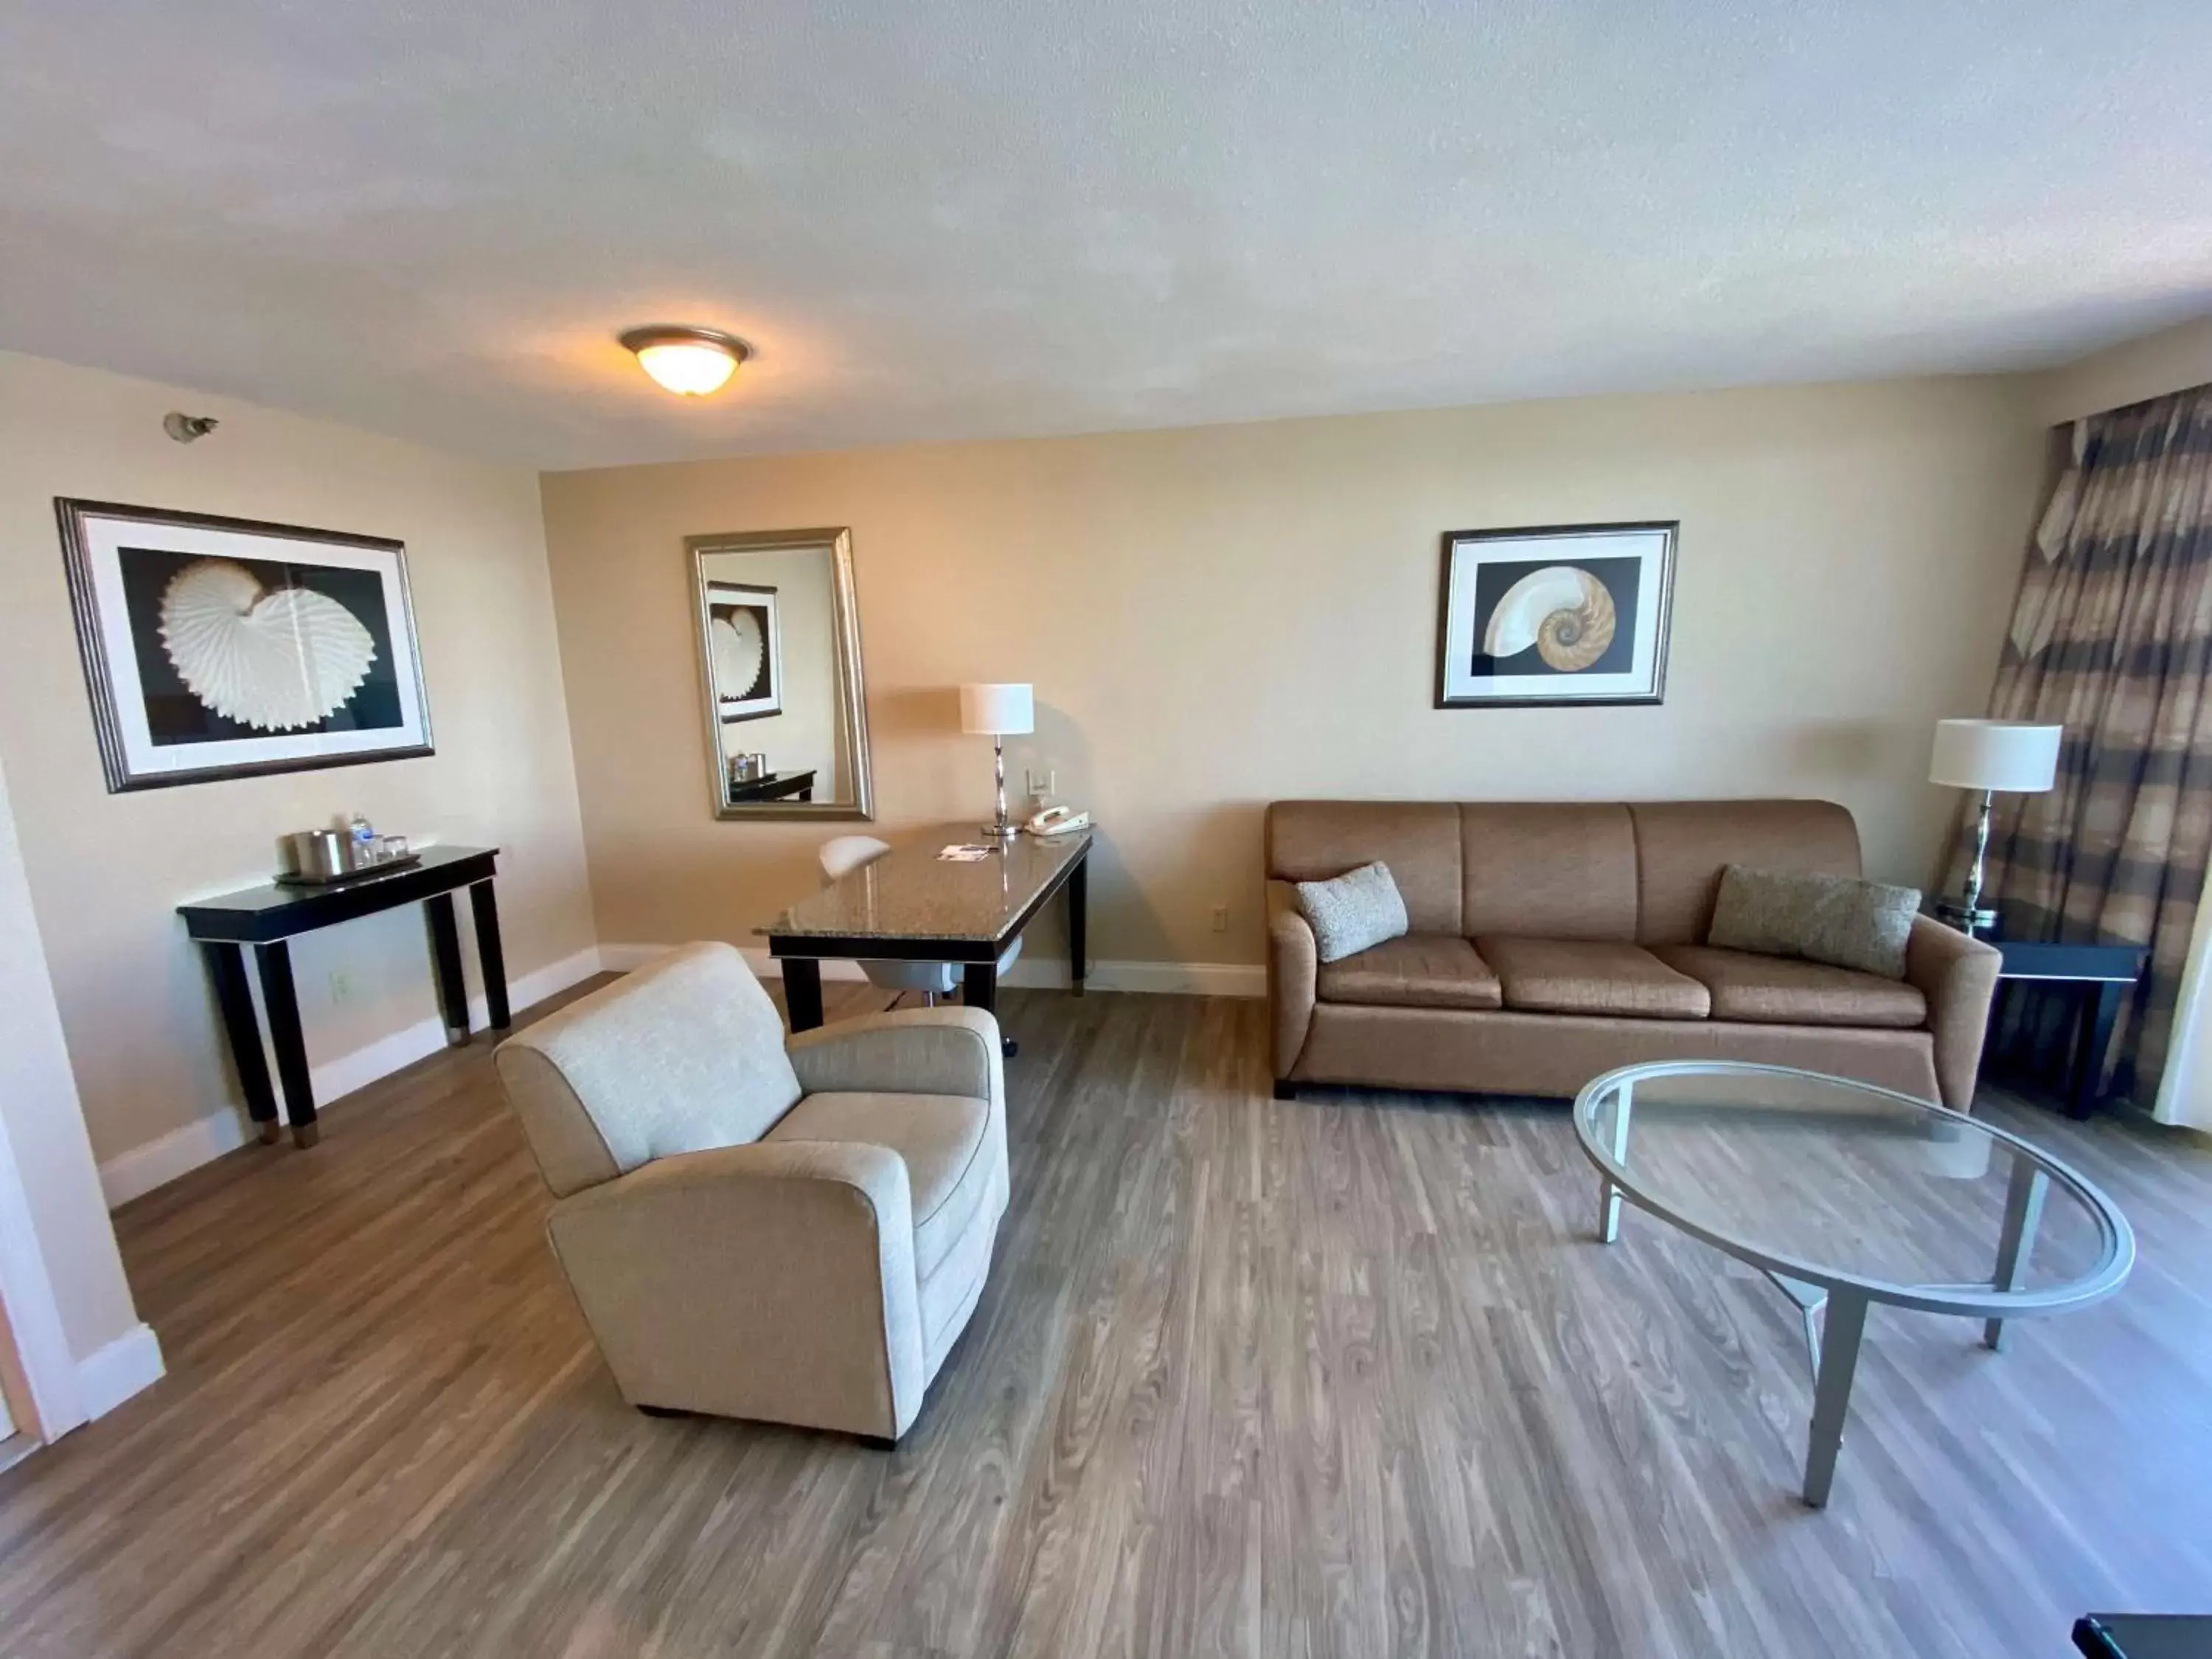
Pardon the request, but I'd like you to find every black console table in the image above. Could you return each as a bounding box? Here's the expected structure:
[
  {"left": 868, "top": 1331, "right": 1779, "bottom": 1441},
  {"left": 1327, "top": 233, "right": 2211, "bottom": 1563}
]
[
  {"left": 178, "top": 845, "right": 509, "bottom": 1147},
  {"left": 728, "top": 769, "right": 815, "bottom": 804}
]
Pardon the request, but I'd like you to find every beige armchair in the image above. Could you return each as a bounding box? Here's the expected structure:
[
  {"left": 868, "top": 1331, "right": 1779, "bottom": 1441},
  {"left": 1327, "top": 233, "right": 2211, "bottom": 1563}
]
[{"left": 493, "top": 941, "right": 1008, "bottom": 1441}]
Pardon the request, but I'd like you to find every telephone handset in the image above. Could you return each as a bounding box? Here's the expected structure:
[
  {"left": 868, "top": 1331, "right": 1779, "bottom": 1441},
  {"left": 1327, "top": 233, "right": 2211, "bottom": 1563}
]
[{"left": 1025, "top": 804, "right": 1091, "bottom": 837}]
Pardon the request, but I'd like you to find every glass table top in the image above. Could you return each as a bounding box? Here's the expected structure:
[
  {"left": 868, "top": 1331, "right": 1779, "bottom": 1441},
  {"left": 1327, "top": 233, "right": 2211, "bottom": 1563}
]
[
  {"left": 761, "top": 825, "right": 1090, "bottom": 945},
  {"left": 1574, "top": 1063, "right": 2131, "bottom": 1307}
]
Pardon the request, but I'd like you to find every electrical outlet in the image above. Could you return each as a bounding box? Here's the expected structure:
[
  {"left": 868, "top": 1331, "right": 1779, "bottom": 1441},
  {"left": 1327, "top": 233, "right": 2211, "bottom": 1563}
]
[
  {"left": 1210, "top": 903, "right": 1229, "bottom": 933},
  {"left": 1025, "top": 768, "right": 1056, "bottom": 797},
  {"left": 329, "top": 970, "right": 354, "bottom": 1004}
]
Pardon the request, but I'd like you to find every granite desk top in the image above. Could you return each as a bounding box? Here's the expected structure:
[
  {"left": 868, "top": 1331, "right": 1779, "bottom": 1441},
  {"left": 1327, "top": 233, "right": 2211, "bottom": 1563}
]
[{"left": 762, "top": 826, "right": 1091, "bottom": 946}]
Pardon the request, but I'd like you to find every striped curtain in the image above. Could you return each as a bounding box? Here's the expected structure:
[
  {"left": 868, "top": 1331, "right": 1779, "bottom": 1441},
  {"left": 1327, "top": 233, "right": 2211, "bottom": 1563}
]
[{"left": 1965, "top": 384, "right": 2212, "bottom": 1105}]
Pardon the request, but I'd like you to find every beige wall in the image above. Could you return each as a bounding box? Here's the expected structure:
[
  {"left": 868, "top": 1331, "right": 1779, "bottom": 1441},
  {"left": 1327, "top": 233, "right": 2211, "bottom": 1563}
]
[
  {"left": 542, "top": 376, "right": 2046, "bottom": 968},
  {"left": 0, "top": 751, "right": 139, "bottom": 1362},
  {"left": 2035, "top": 313, "right": 2212, "bottom": 424},
  {"left": 0, "top": 349, "right": 597, "bottom": 1175}
]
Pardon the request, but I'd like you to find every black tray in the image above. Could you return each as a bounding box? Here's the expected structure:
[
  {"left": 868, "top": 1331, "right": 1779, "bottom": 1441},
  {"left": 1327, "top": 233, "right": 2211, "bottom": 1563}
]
[{"left": 275, "top": 852, "right": 423, "bottom": 888}]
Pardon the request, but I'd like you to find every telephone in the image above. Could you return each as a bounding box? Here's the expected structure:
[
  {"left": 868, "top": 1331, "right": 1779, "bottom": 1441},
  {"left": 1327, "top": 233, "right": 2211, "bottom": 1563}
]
[{"left": 1024, "top": 804, "right": 1091, "bottom": 837}]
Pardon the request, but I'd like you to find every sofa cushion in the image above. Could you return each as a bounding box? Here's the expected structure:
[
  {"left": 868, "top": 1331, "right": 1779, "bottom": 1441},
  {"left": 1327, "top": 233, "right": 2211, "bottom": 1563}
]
[
  {"left": 1461, "top": 802, "right": 1639, "bottom": 941},
  {"left": 1267, "top": 801, "right": 1464, "bottom": 934},
  {"left": 1295, "top": 861, "right": 1409, "bottom": 963},
  {"left": 1315, "top": 933, "right": 1502, "bottom": 1010},
  {"left": 1650, "top": 945, "right": 1929, "bottom": 1029},
  {"left": 1475, "top": 936, "right": 1712, "bottom": 1020},
  {"left": 1706, "top": 865, "right": 1921, "bottom": 980},
  {"left": 767, "top": 1090, "right": 991, "bottom": 1279},
  {"left": 1628, "top": 800, "right": 1863, "bottom": 945}
]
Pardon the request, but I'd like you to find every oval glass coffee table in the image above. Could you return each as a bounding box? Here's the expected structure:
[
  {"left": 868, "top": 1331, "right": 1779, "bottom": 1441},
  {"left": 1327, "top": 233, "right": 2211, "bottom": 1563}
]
[{"left": 1572, "top": 1062, "right": 2134, "bottom": 1507}]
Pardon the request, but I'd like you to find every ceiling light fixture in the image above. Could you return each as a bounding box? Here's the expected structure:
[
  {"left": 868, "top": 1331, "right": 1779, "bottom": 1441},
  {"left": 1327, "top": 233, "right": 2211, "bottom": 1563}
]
[{"left": 619, "top": 324, "right": 750, "bottom": 397}]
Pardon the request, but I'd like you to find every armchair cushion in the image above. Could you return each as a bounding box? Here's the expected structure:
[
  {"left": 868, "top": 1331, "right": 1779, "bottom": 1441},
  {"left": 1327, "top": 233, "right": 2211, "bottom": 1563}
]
[
  {"left": 497, "top": 942, "right": 800, "bottom": 1196},
  {"left": 785, "top": 1004, "right": 1002, "bottom": 1103},
  {"left": 768, "top": 1090, "right": 994, "bottom": 1280}
]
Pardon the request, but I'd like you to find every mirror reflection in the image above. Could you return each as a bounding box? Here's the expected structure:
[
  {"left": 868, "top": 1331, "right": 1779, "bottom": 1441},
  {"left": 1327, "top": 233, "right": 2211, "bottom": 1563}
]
[{"left": 690, "top": 527, "right": 873, "bottom": 819}]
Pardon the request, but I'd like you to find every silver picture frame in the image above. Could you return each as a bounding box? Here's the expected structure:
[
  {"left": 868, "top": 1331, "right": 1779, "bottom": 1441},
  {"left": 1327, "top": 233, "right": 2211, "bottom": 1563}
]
[{"left": 56, "top": 498, "right": 435, "bottom": 792}]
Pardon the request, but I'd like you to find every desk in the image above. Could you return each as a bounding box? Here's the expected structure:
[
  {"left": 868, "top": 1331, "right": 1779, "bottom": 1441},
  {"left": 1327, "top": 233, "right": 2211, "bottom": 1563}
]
[
  {"left": 178, "top": 846, "right": 509, "bottom": 1147},
  {"left": 761, "top": 828, "right": 1090, "bottom": 1032},
  {"left": 1963, "top": 903, "right": 2150, "bottom": 1120}
]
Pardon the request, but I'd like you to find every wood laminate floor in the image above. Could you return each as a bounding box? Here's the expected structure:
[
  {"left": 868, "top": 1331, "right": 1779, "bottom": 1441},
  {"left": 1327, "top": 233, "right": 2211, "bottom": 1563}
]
[{"left": 3, "top": 980, "right": 2209, "bottom": 1658}]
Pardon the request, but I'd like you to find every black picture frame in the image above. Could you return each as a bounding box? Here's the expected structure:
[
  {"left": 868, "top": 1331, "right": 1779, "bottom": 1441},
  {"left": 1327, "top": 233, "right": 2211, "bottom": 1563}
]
[
  {"left": 1433, "top": 521, "right": 1678, "bottom": 709},
  {"left": 56, "top": 498, "right": 435, "bottom": 793}
]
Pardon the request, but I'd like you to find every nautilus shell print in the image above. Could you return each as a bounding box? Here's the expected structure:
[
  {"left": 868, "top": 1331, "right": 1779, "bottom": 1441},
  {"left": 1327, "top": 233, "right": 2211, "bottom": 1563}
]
[
  {"left": 1481, "top": 565, "right": 1617, "bottom": 672},
  {"left": 158, "top": 559, "right": 378, "bottom": 731},
  {"left": 712, "top": 608, "right": 767, "bottom": 698}
]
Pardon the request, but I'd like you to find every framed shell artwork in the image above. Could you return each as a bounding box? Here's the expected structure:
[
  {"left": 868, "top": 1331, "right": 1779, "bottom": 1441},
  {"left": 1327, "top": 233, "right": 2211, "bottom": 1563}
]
[
  {"left": 1434, "top": 521, "right": 1677, "bottom": 709},
  {"left": 56, "top": 499, "right": 434, "bottom": 792},
  {"left": 704, "top": 580, "right": 783, "bottom": 722}
]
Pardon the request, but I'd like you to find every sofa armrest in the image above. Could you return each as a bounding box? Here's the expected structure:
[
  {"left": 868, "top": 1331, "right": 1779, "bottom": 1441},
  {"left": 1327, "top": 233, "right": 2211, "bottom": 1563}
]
[
  {"left": 547, "top": 1139, "right": 928, "bottom": 1438},
  {"left": 1903, "top": 914, "right": 2003, "bottom": 1113},
  {"left": 786, "top": 1006, "right": 1003, "bottom": 1106},
  {"left": 1267, "top": 879, "right": 1318, "bottom": 1080}
]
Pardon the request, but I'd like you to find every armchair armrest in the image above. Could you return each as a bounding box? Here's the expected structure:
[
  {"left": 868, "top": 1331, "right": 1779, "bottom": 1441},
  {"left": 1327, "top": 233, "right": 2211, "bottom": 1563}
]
[
  {"left": 1904, "top": 914, "right": 2003, "bottom": 1113},
  {"left": 546, "top": 1139, "right": 928, "bottom": 1437},
  {"left": 1267, "top": 879, "right": 1318, "bottom": 1081},
  {"left": 785, "top": 1005, "right": 1004, "bottom": 1105}
]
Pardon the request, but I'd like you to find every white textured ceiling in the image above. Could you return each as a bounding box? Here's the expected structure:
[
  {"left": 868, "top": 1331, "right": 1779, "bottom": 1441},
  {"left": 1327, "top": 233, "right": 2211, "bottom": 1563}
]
[{"left": 5, "top": 1, "right": 2212, "bottom": 469}]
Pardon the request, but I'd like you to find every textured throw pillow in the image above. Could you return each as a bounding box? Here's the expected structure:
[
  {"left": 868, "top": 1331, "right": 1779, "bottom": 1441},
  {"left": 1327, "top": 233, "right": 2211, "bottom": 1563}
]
[
  {"left": 1707, "top": 865, "right": 1922, "bottom": 980},
  {"left": 1295, "top": 861, "right": 1410, "bottom": 964}
]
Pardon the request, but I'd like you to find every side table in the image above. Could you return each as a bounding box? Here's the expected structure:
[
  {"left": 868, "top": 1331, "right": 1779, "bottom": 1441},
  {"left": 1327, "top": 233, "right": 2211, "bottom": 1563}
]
[{"left": 1948, "top": 903, "right": 2149, "bottom": 1119}]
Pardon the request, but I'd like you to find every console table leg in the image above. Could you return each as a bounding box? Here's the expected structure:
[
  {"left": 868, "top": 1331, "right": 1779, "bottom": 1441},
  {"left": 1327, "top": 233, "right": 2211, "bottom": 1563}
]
[
  {"left": 1802, "top": 1289, "right": 1868, "bottom": 1508},
  {"left": 204, "top": 942, "right": 281, "bottom": 1144},
  {"left": 254, "top": 941, "right": 319, "bottom": 1149},
  {"left": 425, "top": 893, "right": 471, "bottom": 1046},
  {"left": 469, "top": 879, "right": 511, "bottom": 1031},
  {"left": 2070, "top": 981, "right": 2125, "bottom": 1120},
  {"left": 782, "top": 958, "right": 824, "bottom": 1033}
]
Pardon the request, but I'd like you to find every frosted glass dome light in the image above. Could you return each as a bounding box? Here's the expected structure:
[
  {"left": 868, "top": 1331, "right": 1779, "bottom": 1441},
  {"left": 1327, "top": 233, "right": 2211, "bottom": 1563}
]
[{"left": 619, "top": 325, "right": 750, "bottom": 397}]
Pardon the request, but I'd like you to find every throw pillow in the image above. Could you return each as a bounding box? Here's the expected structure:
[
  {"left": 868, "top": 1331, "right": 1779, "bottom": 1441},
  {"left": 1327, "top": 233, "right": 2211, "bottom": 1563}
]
[
  {"left": 1708, "top": 865, "right": 1921, "bottom": 980},
  {"left": 1295, "top": 861, "right": 1409, "bottom": 964}
]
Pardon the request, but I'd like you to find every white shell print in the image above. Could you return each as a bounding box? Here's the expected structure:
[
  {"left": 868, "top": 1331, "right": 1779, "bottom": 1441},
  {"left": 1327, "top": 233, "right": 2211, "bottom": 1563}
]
[
  {"left": 1481, "top": 565, "right": 1618, "bottom": 672},
  {"left": 712, "top": 610, "right": 765, "bottom": 698},
  {"left": 159, "top": 559, "right": 378, "bottom": 731}
]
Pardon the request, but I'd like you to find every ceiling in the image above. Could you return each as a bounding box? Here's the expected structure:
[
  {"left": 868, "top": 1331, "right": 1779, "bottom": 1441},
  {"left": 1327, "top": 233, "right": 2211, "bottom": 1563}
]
[{"left": 5, "top": 1, "right": 2211, "bottom": 470}]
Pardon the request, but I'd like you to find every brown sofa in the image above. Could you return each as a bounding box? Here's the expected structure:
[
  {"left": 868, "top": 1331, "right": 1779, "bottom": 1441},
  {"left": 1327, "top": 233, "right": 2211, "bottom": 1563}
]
[{"left": 1266, "top": 799, "right": 2001, "bottom": 1111}]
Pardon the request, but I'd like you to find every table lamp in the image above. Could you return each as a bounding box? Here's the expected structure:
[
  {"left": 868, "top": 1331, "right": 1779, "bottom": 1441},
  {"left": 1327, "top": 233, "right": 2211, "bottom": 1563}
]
[
  {"left": 1929, "top": 718, "right": 2063, "bottom": 935},
  {"left": 960, "top": 683, "right": 1033, "bottom": 840}
]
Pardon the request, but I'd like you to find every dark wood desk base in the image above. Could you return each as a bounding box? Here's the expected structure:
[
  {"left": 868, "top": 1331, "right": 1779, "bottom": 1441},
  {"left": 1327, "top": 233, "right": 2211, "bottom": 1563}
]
[{"left": 776, "top": 845, "right": 1087, "bottom": 1036}]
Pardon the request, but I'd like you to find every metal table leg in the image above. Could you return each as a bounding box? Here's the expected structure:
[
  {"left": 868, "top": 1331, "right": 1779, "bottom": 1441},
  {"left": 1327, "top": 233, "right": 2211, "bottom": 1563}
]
[
  {"left": 1986, "top": 1157, "right": 2049, "bottom": 1351},
  {"left": 1598, "top": 1079, "right": 1633, "bottom": 1244},
  {"left": 1802, "top": 1288, "right": 1868, "bottom": 1508}
]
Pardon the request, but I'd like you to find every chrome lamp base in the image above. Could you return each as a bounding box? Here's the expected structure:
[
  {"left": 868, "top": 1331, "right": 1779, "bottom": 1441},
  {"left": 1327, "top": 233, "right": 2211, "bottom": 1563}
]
[
  {"left": 1933, "top": 897, "right": 1999, "bottom": 936},
  {"left": 981, "top": 734, "right": 1019, "bottom": 841}
]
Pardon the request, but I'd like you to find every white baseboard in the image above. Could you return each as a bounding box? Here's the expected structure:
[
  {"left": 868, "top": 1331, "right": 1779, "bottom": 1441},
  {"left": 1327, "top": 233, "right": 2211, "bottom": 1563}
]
[
  {"left": 602, "top": 942, "right": 1265, "bottom": 1000},
  {"left": 75, "top": 1322, "right": 164, "bottom": 1420},
  {"left": 97, "top": 945, "right": 605, "bottom": 1208}
]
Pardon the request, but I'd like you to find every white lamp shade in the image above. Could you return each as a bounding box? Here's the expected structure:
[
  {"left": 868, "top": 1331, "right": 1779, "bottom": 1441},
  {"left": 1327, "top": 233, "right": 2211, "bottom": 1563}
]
[
  {"left": 1929, "top": 719, "right": 2062, "bottom": 793},
  {"left": 959, "top": 683, "right": 1034, "bottom": 736}
]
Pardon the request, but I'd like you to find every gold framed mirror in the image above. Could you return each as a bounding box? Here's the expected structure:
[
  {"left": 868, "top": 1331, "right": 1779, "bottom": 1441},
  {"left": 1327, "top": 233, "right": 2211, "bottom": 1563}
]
[{"left": 689, "top": 526, "right": 874, "bottom": 820}]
